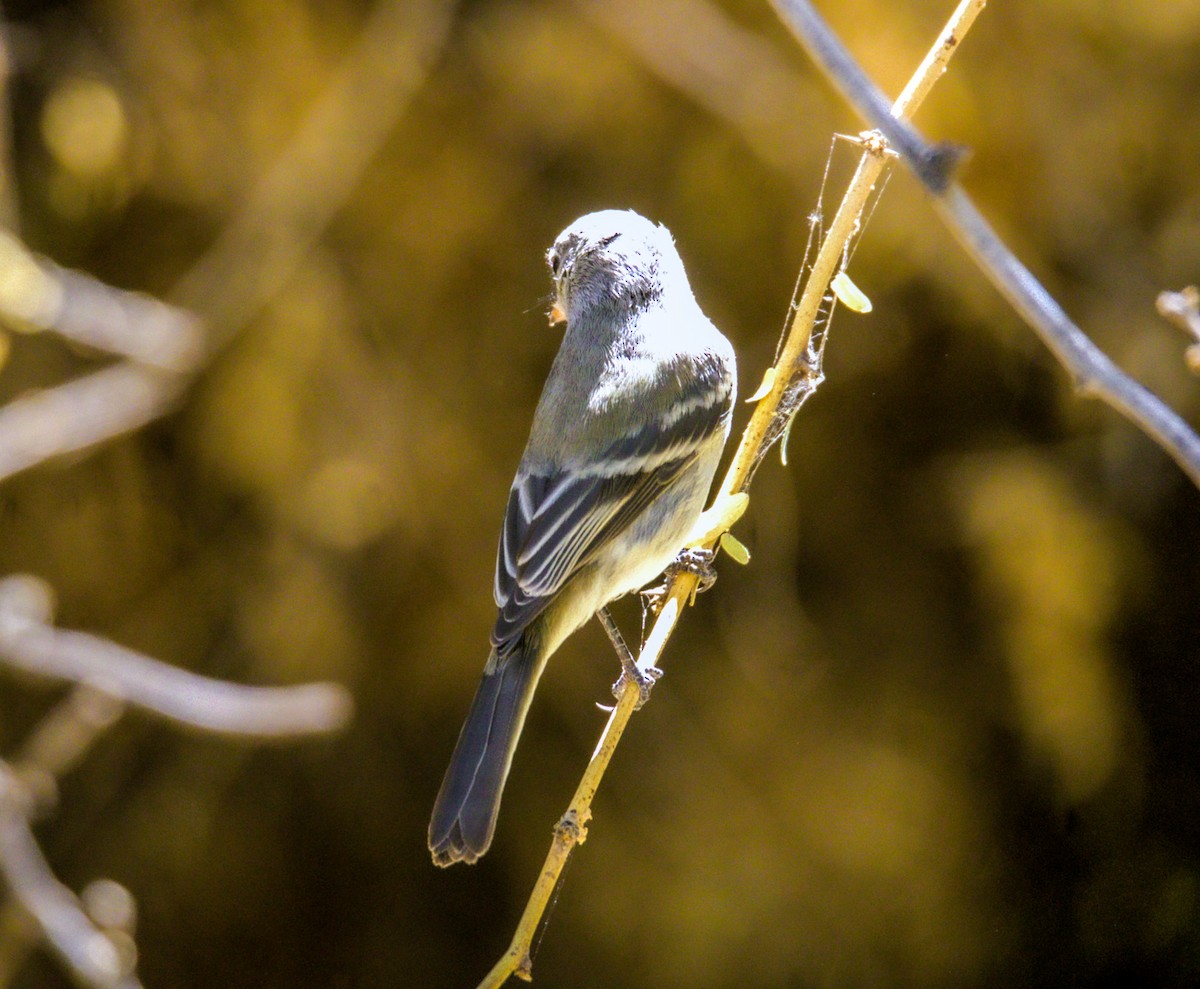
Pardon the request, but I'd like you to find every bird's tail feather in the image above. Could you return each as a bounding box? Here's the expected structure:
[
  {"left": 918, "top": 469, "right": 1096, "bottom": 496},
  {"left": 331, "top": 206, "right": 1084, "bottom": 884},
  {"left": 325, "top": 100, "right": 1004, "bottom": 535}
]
[{"left": 428, "top": 636, "right": 546, "bottom": 866}]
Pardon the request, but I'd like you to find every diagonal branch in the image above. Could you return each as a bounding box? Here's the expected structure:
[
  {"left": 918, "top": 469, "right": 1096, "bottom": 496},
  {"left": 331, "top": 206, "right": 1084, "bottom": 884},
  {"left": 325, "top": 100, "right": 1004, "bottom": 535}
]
[
  {"left": 933, "top": 187, "right": 1200, "bottom": 489},
  {"left": 0, "top": 364, "right": 188, "bottom": 485},
  {"left": 169, "top": 0, "right": 458, "bottom": 344},
  {"left": 769, "top": 0, "right": 1200, "bottom": 491},
  {"left": 0, "top": 230, "right": 205, "bottom": 373}
]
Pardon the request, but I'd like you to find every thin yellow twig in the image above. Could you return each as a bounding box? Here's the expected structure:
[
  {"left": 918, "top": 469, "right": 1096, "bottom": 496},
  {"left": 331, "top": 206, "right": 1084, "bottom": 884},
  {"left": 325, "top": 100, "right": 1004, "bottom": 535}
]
[
  {"left": 720, "top": 0, "right": 987, "bottom": 501},
  {"left": 477, "top": 3, "right": 987, "bottom": 984}
]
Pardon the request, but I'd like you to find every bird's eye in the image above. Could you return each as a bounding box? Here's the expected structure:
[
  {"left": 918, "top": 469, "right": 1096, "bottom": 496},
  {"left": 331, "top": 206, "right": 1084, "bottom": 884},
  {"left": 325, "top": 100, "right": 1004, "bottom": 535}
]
[{"left": 548, "top": 251, "right": 562, "bottom": 278}]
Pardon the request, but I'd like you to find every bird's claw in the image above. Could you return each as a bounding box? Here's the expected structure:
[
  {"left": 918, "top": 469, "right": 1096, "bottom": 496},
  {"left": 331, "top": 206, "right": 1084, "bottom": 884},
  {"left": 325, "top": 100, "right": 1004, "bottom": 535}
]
[
  {"left": 641, "top": 548, "right": 719, "bottom": 616},
  {"left": 613, "top": 663, "right": 662, "bottom": 709},
  {"left": 675, "top": 547, "right": 718, "bottom": 592}
]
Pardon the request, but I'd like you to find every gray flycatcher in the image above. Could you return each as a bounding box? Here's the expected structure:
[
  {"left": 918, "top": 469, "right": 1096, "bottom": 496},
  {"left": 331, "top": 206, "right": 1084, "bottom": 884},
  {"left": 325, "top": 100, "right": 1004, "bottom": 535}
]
[{"left": 429, "top": 209, "right": 737, "bottom": 866}]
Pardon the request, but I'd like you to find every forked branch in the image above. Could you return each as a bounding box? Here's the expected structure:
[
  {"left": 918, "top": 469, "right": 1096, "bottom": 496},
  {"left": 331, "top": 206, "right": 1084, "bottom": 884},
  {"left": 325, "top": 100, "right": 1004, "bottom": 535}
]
[{"left": 770, "top": 0, "right": 1200, "bottom": 489}]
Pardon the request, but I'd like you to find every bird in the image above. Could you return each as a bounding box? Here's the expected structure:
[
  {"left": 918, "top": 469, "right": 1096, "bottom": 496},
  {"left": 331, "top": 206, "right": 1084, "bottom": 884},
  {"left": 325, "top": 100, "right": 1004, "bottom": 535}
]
[{"left": 428, "top": 209, "right": 737, "bottom": 866}]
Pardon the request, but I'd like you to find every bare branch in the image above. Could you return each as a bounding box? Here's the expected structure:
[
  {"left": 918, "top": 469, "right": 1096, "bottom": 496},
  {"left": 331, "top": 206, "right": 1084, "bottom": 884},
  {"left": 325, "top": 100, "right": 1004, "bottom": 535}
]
[
  {"left": 10, "top": 684, "right": 126, "bottom": 820},
  {"left": 0, "top": 686, "right": 129, "bottom": 986},
  {"left": 0, "top": 0, "right": 458, "bottom": 486},
  {"left": 0, "top": 576, "right": 352, "bottom": 738},
  {"left": 767, "top": 0, "right": 967, "bottom": 189},
  {"left": 933, "top": 187, "right": 1200, "bottom": 489},
  {"left": 0, "top": 766, "right": 141, "bottom": 989},
  {"left": 0, "top": 231, "right": 205, "bottom": 372},
  {"left": 0, "top": 363, "right": 187, "bottom": 484},
  {"left": 768, "top": 0, "right": 1200, "bottom": 491}
]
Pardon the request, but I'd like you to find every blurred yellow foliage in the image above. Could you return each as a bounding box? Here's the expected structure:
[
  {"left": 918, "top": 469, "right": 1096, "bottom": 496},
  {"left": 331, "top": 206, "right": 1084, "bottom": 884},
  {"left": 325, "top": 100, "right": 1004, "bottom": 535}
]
[
  {"left": 956, "top": 453, "right": 1131, "bottom": 802},
  {"left": 41, "top": 78, "right": 127, "bottom": 179},
  {"left": 0, "top": 1, "right": 1197, "bottom": 987}
]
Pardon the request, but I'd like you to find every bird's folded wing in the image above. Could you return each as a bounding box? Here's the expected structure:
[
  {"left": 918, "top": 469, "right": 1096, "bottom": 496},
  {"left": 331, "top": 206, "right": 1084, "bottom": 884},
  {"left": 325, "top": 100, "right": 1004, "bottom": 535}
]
[{"left": 490, "top": 393, "right": 728, "bottom": 651}]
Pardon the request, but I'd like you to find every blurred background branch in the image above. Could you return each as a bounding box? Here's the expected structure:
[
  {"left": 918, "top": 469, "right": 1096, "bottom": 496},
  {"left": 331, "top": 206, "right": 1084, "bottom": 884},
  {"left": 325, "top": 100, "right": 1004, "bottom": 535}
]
[
  {"left": 0, "top": 575, "right": 351, "bottom": 737},
  {"left": 0, "top": 761, "right": 140, "bottom": 989},
  {"left": 0, "top": 0, "right": 463, "bottom": 983},
  {"left": 0, "top": 0, "right": 457, "bottom": 480},
  {"left": 0, "top": 686, "right": 127, "bottom": 987},
  {"left": 0, "top": 230, "right": 204, "bottom": 372},
  {"left": 169, "top": 0, "right": 458, "bottom": 344},
  {"left": 0, "top": 365, "right": 186, "bottom": 484},
  {"left": 0, "top": 568, "right": 350, "bottom": 987}
]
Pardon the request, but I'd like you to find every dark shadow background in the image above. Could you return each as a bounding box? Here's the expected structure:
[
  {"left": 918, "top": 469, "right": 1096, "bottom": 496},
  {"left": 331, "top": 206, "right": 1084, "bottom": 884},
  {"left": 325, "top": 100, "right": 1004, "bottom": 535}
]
[{"left": 1, "top": 0, "right": 1199, "bottom": 986}]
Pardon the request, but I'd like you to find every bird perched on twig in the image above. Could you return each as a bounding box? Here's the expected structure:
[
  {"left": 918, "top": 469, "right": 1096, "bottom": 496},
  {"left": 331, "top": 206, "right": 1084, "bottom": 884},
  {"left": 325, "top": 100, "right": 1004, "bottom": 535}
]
[{"left": 429, "top": 209, "right": 737, "bottom": 866}]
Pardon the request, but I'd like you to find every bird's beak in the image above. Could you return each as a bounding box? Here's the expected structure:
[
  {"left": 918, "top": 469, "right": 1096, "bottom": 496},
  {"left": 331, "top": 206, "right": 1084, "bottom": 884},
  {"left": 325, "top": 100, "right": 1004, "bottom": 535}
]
[{"left": 548, "top": 301, "right": 566, "bottom": 325}]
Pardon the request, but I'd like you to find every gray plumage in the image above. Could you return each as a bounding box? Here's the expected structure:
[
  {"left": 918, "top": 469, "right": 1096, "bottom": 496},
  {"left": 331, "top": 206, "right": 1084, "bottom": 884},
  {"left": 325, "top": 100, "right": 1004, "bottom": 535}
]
[{"left": 429, "top": 210, "right": 736, "bottom": 866}]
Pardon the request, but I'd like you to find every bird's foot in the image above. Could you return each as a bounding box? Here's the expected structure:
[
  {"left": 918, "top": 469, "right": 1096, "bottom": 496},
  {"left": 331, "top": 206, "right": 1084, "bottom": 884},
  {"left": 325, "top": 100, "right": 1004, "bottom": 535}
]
[
  {"left": 675, "top": 546, "right": 718, "bottom": 592},
  {"left": 596, "top": 605, "right": 659, "bottom": 708},
  {"left": 642, "top": 548, "right": 719, "bottom": 616},
  {"left": 613, "top": 661, "right": 662, "bottom": 710}
]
